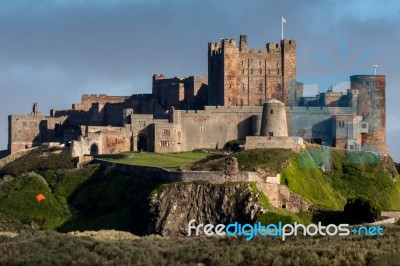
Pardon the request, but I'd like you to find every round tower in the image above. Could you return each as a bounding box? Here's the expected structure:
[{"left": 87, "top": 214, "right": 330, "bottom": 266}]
[
  {"left": 350, "top": 75, "right": 387, "bottom": 155},
  {"left": 260, "top": 99, "right": 288, "bottom": 137}
]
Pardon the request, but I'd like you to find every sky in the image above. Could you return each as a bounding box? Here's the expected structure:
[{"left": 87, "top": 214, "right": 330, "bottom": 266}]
[{"left": 0, "top": 0, "right": 399, "bottom": 161}]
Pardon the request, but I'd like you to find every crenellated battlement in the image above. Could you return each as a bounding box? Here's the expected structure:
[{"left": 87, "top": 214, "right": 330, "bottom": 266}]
[
  {"left": 209, "top": 37, "right": 296, "bottom": 55},
  {"left": 73, "top": 94, "right": 130, "bottom": 111}
]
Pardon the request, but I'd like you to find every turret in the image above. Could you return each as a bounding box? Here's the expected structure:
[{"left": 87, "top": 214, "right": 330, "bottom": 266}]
[
  {"left": 260, "top": 99, "right": 288, "bottom": 137},
  {"left": 350, "top": 75, "right": 387, "bottom": 155}
]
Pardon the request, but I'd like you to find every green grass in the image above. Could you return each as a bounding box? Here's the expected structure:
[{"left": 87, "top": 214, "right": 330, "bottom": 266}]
[
  {"left": 0, "top": 173, "right": 70, "bottom": 229},
  {"left": 1, "top": 148, "right": 76, "bottom": 176},
  {"left": 105, "top": 151, "right": 208, "bottom": 171},
  {"left": 188, "top": 148, "right": 295, "bottom": 174},
  {"left": 281, "top": 149, "right": 400, "bottom": 211}
]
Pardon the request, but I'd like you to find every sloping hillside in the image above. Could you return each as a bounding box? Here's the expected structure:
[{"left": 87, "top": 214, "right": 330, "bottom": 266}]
[{"left": 187, "top": 148, "right": 400, "bottom": 211}]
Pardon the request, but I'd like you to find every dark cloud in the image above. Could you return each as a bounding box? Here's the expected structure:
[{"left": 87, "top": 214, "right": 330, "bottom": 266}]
[{"left": 0, "top": 0, "right": 398, "bottom": 160}]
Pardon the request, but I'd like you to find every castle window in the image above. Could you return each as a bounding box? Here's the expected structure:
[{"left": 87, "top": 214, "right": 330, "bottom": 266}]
[
  {"left": 258, "top": 83, "right": 262, "bottom": 92},
  {"left": 258, "top": 99, "right": 262, "bottom": 106},
  {"left": 259, "top": 69, "right": 262, "bottom": 74},
  {"left": 160, "top": 141, "right": 169, "bottom": 147},
  {"left": 241, "top": 60, "right": 244, "bottom": 66},
  {"left": 241, "top": 69, "right": 245, "bottom": 75},
  {"left": 276, "top": 84, "right": 282, "bottom": 92},
  {"left": 338, "top": 121, "right": 345, "bottom": 128},
  {"left": 250, "top": 69, "right": 253, "bottom": 74},
  {"left": 162, "top": 129, "right": 170, "bottom": 136},
  {"left": 268, "top": 69, "right": 271, "bottom": 75},
  {"left": 270, "top": 109, "right": 273, "bottom": 114},
  {"left": 277, "top": 69, "right": 280, "bottom": 75},
  {"left": 138, "top": 120, "right": 146, "bottom": 127},
  {"left": 240, "top": 98, "right": 244, "bottom": 106},
  {"left": 240, "top": 83, "right": 245, "bottom": 92}
]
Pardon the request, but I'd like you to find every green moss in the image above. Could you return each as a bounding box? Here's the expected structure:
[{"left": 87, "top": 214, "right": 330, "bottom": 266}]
[
  {"left": 249, "top": 182, "right": 269, "bottom": 208},
  {"left": 150, "top": 181, "right": 184, "bottom": 197}
]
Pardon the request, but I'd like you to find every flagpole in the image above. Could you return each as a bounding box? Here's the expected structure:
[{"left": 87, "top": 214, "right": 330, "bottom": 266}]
[{"left": 282, "top": 18, "right": 284, "bottom": 40}]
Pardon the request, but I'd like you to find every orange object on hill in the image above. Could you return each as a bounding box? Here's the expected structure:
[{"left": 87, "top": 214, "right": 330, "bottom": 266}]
[{"left": 36, "top": 193, "right": 46, "bottom": 202}]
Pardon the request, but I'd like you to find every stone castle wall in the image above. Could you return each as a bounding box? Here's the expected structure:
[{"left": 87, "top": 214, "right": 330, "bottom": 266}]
[
  {"left": 245, "top": 136, "right": 304, "bottom": 151},
  {"left": 8, "top": 114, "right": 68, "bottom": 154},
  {"left": 174, "top": 106, "right": 263, "bottom": 151},
  {"left": 72, "top": 94, "right": 129, "bottom": 111}
]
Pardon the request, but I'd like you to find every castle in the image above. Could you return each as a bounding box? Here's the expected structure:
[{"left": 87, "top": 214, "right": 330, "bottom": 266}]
[{"left": 7, "top": 35, "right": 388, "bottom": 157}]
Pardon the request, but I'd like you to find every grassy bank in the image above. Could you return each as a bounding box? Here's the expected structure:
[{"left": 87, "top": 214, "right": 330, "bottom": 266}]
[
  {"left": 187, "top": 148, "right": 400, "bottom": 211},
  {"left": 1, "top": 226, "right": 400, "bottom": 265},
  {"left": 105, "top": 151, "right": 208, "bottom": 171}
]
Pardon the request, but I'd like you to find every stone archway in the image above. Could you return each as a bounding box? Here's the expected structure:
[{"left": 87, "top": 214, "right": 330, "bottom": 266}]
[
  {"left": 90, "top": 143, "right": 99, "bottom": 155},
  {"left": 137, "top": 135, "right": 147, "bottom": 152}
]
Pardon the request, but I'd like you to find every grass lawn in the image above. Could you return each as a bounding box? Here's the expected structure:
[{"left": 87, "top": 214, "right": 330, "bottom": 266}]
[{"left": 105, "top": 151, "right": 208, "bottom": 171}]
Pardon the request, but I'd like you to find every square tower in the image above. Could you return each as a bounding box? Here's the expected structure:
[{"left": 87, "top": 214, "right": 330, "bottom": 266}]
[{"left": 208, "top": 35, "right": 296, "bottom": 106}]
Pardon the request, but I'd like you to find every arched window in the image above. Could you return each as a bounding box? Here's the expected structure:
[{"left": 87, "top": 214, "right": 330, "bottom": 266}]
[
  {"left": 270, "top": 109, "right": 274, "bottom": 114},
  {"left": 240, "top": 83, "right": 245, "bottom": 92},
  {"left": 240, "top": 98, "right": 244, "bottom": 106},
  {"left": 258, "top": 83, "right": 262, "bottom": 92}
]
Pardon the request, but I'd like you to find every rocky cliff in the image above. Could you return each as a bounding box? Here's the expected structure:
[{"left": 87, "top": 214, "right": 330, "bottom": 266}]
[{"left": 147, "top": 181, "right": 266, "bottom": 236}]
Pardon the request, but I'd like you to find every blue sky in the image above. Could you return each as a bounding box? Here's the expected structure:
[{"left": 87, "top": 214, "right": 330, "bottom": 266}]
[{"left": 0, "top": 0, "right": 399, "bottom": 160}]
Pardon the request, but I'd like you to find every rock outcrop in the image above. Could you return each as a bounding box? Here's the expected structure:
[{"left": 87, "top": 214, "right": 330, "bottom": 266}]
[{"left": 147, "top": 181, "right": 266, "bottom": 236}]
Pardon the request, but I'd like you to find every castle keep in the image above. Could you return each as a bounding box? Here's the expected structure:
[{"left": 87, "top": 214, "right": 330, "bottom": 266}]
[{"left": 7, "top": 36, "right": 388, "bottom": 157}]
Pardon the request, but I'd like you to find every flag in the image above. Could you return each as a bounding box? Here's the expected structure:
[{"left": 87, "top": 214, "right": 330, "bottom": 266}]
[
  {"left": 36, "top": 193, "right": 46, "bottom": 202},
  {"left": 282, "top": 17, "right": 286, "bottom": 23}
]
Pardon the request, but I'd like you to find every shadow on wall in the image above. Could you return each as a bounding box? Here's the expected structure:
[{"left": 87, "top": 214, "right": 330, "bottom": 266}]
[
  {"left": 311, "top": 119, "right": 332, "bottom": 144},
  {"left": 237, "top": 116, "right": 253, "bottom": 139}
]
